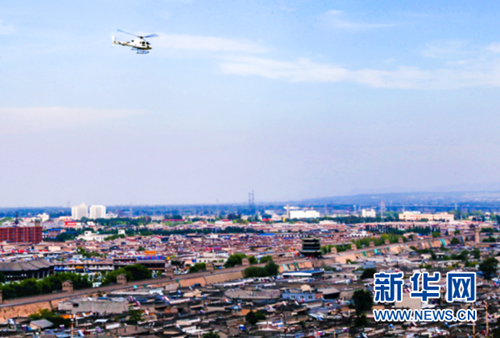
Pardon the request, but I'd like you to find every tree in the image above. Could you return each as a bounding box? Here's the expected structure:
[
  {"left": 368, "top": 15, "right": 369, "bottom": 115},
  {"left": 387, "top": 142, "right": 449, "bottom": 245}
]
[
  {"left": 29, "top": 309, "right": 70, "bottom": 328},
  {"left": 105, "top": 234, "right": 126, "bottom": 241},
  {"left": 483, "top": 236, "right": 496, "bottom": 243},
  {"left": 479, "top": 256, "right": 499, "bottom": 280},
  {"left": 457, "top": 250, "right": 469, "bottom": 261},
  {"left": 450, "top": 237, "right": 460, "bottom": 245},
  {"left": 454, "top": 230, "right": 460, "bottom": 235},
  {"left": 0, "top": 272, "right": 6, "bottom": 284},
  {"left": 352, "top": 289, "right": 373, "bottom": 317},
  {"left": 473, "top": 248, "right": 481, "bottom": 259},
  {"left": 0, "top": 272, "right": 91, "bottom": 300},
  {"left": 102, "top": 264, "right": 152, "bottom": 285},
  {"left": 354, "top": 314, "right": 368, "bottom": 327},
  {"left": 128, "top": 309, "right": 143, "bottom": 324},
  {"left": 360, "top": 268, "right": 376, "bottom": 279},
  {"left": 243, "top": 266, "right": 265, "bottom": 278},
  {"left": 224, "top": 253, "right": 247, "bottom": 268},
  {"left": 243, "top": 262, "right": 279, "bottom": 278},
  {"left": 264, "top": 262, "right": 279, "bottom": 276},
  {"left": 189, "top": 262, "right": 206, "bottom": 273},
  {"left": 203, "top": 331, "right": 220, "bottom": 338},
  {"left": 260, "top": 255, "right": 273, "bottom": 263},
  {"left": 122, "top": 264, "right": 152, "bottom": 281},
  {"left": 246, "top": 310, "right": 266, "bottom": 325},
  {"left": 490, "top": 318, "right": 500, "bottom": 338},
  {"left": 75, "top": 247, "right": 102, "bottom": 258}
]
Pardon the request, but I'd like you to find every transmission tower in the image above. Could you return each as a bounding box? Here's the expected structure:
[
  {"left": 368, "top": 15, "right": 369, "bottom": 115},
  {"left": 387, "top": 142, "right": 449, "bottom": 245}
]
[{"left": 380, "top": 201, "right": 386, "bottom": 222}]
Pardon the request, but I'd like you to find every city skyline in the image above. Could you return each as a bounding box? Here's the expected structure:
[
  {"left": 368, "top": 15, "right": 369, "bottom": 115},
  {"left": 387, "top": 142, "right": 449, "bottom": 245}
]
[{"left": 2, "top": 0, "right": 500, "bottom": 206}]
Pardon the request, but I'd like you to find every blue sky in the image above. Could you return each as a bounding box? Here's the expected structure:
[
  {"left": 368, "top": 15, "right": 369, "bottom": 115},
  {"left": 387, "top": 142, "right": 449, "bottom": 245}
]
[{"left": 1, "top": 0, "right": 500, "bottom": 206}]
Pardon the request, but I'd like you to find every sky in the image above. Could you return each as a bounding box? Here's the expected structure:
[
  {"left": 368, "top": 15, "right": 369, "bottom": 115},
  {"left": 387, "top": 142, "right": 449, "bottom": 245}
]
[{"left": 2, "top": 0, "right": 500, "bottom": 206}]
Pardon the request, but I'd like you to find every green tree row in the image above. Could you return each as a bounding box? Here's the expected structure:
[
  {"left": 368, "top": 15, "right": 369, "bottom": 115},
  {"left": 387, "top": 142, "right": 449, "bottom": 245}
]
[
  {"left": 101, "top": 264, "right": 152, "bottom": 285},
  {"left": 243, "top": 262, "right": 279, "bottom": 278},
  {"left": 189, "top": 262, "right": 207, "bottom": 273},
  {"left": 224, "top": 254, "right": 258, "bottom": 268},
  {"left": 0, "top": 272, "right": 91, "bottom": 300}
]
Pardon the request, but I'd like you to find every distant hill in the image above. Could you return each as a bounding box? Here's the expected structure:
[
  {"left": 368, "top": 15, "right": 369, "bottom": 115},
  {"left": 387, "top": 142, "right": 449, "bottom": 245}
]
[{"left": 299, "top": 190, "right": 500, "bottom": 207}]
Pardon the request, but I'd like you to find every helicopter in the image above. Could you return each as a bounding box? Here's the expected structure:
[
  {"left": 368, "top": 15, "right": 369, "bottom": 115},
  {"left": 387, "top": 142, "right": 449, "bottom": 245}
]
[{"left": 112, "top": 29, "right": 159, "bottom": 54}]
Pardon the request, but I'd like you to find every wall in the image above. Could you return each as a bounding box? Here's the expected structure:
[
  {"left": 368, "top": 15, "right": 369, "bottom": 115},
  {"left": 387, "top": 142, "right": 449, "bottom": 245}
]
[
  {"left": 0, "top": 298, "right": 68, "bottom": 321},
  {"left": 0, "top": 238, "right": 451, "bottom": 320}
]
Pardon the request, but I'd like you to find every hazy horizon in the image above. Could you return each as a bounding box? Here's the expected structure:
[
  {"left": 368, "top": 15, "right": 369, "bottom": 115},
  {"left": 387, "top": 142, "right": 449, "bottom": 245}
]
[{"left": 2, "top": 1, "right": 500, "bottom": 207}]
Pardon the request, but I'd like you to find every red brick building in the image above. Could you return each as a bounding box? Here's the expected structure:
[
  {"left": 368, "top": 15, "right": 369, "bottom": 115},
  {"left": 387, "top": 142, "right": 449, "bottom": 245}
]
[{"left": 0, "top": 226, "right": 43, "bottom": 243}]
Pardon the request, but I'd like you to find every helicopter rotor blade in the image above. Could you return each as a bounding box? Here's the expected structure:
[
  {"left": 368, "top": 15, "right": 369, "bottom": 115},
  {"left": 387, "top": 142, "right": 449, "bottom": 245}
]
[
  {"left": 144, "top": 34, "right": 159, "bottom": 38},
  {"left": 117, "top": 29, "right": 139, "bottom": 37}
]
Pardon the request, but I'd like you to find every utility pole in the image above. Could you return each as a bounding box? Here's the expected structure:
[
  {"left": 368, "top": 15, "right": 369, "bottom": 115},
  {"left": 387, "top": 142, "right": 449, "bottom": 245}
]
[
  {"left": 486, "top": 301, "right": 489, "bottom": 337},
  {"left": 472, "top": 303, "right": 476, "bottom": 338}
]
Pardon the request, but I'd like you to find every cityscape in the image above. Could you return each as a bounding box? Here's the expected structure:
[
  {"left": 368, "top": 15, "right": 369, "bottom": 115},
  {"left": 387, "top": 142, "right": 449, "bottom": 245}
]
[
  {"left": 3, "top": 0, "right": 500, "bottom": 337},
  {"left": 0, "top": 198, "right": 498, "bottom": 337}
]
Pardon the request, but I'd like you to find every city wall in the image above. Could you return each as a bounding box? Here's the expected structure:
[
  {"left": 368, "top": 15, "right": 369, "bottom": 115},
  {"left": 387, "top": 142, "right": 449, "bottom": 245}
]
[
  {"left": 0, "top": 298, "right": 69, "bottom": 320},
  {"left": 325, "top": 238, "right": 452, "bottom": 264},
  {"left": 0, "top": 237, "right": 454, "bottom": 320}
]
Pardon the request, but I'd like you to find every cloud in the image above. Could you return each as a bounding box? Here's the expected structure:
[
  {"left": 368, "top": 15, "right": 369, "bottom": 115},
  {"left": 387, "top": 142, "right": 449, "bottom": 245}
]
[
  {"left": 0, "top": 20, "right": 14, "bottom": 35},
  {"left": 220, "top": 55, "right": 500, "bottom": 90},
  {"left": 156, "top": 11, "right": 172, "bottom": 20},
  {"left": 487, "top": 43, "right": 500, "bottom": 54},
  {"left": 323, "top": 10, "right": 395, "bottom": 30},
  {"left": 421, "top": 40, "right": 469, "bottom": 59},
  {"left": 163, "top": 0, "right": 192, "bottom": 3},
  {"left": 138, "top": 28, "right": 500, "bottom": 90},
  {"left": 0, "top": 107, "right": 144, "bottom": 134},
  {"left": 155, "top": 34, "right": 267, "bottom": 53}
]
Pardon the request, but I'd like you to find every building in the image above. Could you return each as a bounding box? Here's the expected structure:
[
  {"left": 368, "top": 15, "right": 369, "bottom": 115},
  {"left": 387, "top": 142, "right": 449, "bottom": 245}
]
[
  {"left": 113, "top": 255, "right": 167, "bottom": 272},
  {"left": 76, "top": 231, "right": 108, "bottom": 242},
  {"left": 0, "top": 225, "right": 43, "bottom": 243},
  {"left": 36, "top": 213, "right": 50, "bottom": 222},
  {"left": 361, "top": 209, "right": 377, "bottom": 218},
  {"left": 54, "top": 258, "right": 114, "bottom": 274},
  {"left": 300, "top": 237, "right": 322, "bottom": 258},
  {"left": 89, "top": 205, "right": 106, "bottom": 219},
  {"left": 58, "top": 297, "right": 128, "bottom": 314},
  {"left": 289, "top": 209, "right": 321, "bottom": 219},
  {"left": 398, "top": 211, "right": 454, "bottom": 222},
  {"left": 282, "top": 285, "right": 324, "bottom": 303},
  {"left": 71, "top": 203, "right": 88, "bottom": 220},
  {"left": 30, "top": 319, "right": 54, "bottom": 331},
  {"left": 281, "top": 270, "right": 325, "bottom": 279},
  {"left": 0, "top": 259, "right": 54, "bottom": 281},
  {"left": 136, "top": 255, "right": 167, "bottom": 271}
]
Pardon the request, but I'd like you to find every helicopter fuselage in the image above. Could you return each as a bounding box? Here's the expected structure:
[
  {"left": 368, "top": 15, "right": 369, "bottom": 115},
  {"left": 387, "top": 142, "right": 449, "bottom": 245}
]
[{"left": 113, "top": 37, "right": 152, "bottom": 50}]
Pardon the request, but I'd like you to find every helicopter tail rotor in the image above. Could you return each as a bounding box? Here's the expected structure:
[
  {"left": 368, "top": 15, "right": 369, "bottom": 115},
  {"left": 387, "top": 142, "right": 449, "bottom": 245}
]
[{"left": 112, "top": 36, "right": 116, "bottom": 46}]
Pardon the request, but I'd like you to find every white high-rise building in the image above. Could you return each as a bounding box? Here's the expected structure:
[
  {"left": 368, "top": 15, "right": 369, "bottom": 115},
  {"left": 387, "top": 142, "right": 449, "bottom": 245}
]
[
  {"left": 71, "top": 203, "right": 88, "bottom": 220},
  {"left": 361, "top": 209, "right": 377, "bottom": 218},
  {"left": 289, "top": 209, "right": 321, "bottom": 219},
  {"left": 89, "top": 205, "right": 106, "bottom": 219}
]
